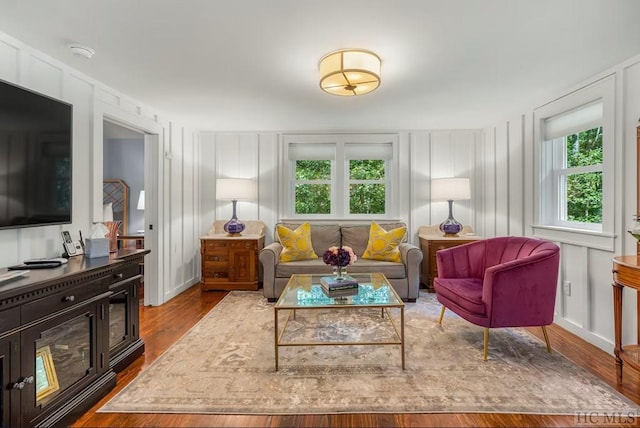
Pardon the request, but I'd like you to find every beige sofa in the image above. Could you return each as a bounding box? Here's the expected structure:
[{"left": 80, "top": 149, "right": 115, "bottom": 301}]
[{"left": 260, "top": 222, "right": 423, "bottom": 302}]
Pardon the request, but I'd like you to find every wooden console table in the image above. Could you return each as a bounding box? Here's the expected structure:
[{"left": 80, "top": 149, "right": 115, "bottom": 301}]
[
  {"left": 0, "top": 249, "right": 148, "bottom": 427},
  {"left": 611, "top": 255, "right": 640, "bottom": 384}
]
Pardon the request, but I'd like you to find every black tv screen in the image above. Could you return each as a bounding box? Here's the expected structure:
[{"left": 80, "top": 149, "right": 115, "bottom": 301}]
[{"left": 0, "top": 79, "right": 72, "bottom": 229}]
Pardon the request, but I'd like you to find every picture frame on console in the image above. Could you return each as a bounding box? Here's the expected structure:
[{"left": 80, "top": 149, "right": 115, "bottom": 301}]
[{"left": 35, "top": 346, "right": 60, "bottom": 402}]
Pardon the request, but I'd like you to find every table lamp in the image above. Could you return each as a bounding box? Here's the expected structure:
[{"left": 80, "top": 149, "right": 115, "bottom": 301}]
[
  {"left": 431, "top": 177, "right": 471, "bottom": 237},
  {"left": 216, "top": 178, "right": 257, "bottom": 236}
]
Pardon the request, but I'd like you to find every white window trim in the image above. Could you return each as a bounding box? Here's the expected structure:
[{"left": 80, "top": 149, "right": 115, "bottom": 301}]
[
  {"left": 532, "top": 75, "right": 615, "bottom": 247},
  {"left": 282, "top": 133, "right": 399, "bottom": 220}
]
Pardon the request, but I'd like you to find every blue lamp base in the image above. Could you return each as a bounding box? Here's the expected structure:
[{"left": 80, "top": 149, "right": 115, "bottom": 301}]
[
  {"left": 439, "top": 200, "right": 463, "bottom": 237},
  {"left": 223, "top": 200, "right": 245, "bottom": 236}
]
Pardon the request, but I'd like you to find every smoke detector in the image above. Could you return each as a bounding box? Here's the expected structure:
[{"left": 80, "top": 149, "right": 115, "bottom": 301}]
[{"left": 66, "top": 43, "right": 95, "bottom": 59}]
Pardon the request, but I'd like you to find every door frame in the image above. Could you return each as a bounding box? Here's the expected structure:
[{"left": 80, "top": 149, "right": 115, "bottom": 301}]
[{"left": 92, "top": 100, "right": 165, "bottom": 306}]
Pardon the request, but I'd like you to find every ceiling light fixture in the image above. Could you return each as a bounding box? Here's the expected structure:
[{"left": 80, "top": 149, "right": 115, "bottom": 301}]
[
  {"left": 318, "top": 49, "right": 381, "bottom": 96},
  {"left": 66, "top": 43, "right": 95, "bottom": 59}
]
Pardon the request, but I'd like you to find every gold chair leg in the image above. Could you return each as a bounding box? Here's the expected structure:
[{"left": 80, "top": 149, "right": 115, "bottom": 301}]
[
  {"left": 542, "top": 325, "right": 552, "bottom": 354},
  {"left": 483, "top": 328, "right": 489, "bottom": 361},
  {"left": 438, "top": 305, "right": 445, "bottom": 324}
]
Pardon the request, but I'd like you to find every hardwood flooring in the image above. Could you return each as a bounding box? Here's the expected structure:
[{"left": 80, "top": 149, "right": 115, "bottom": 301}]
[{"left": 72, "top": 286, "right": 640, "bottom": 427}]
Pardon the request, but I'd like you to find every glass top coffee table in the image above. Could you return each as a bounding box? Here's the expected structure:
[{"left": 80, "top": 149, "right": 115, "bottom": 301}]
[{"left": 273, "top": 273, "right": 405, "bottom": 371}]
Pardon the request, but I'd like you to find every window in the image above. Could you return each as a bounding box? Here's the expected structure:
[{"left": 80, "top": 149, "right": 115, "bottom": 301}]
[
  {"left": 294, "top": 159, "right": 331, "bottom": 214},
  {"left": 540, "top": 99, "right": 607, "bottom": 232},
  {"left": 285, "top": 135, "right": 397, "bottom": 218},
  {"left": 556, "top": 127, "right": 603, "bottom": 224}
]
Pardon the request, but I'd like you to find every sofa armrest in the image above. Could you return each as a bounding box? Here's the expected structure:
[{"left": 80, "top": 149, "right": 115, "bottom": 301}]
[
  {"left": 399, "top": 243, "right": 423, "bottom": 299},
  {"left": 260, "top": 242, "right": 283, "bottom": 300}
]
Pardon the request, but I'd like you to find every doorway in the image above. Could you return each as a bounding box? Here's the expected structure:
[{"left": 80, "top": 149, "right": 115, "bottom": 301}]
[{"left": 103, "top": 120, "right": 145, "bottom": 298}]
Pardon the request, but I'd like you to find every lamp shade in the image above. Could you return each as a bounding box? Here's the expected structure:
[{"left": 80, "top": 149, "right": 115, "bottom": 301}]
[
  {"left": 431, "top": 177, "right": 471, "bottom": 202},
  {"left": 319, "top": 49, "right": 381, "bottom": 96},
  {"left": 216, "top": 178, "right": 257, "bottom": 201},
  {"left": 137, "top": 190, "right": 145, "bottom": 210}
]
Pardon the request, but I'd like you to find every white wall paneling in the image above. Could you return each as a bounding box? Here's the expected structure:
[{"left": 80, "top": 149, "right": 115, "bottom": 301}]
[
  {"left": 480, "top": 127, "right": 496, "bottom": 237},
  {"left": 258, "top": 133, "right": 279, "bottom": 243},
  {"left": 199, "top": 132, "right": 217, "bottom": 235},
  {"left": 214, "top": 133, "right": 260, "bottom": 224},
  {"left": 409, "top": 132, "right": 431, "bottom": 241},
  {"left": 428, "top": 131, "right": 479, "bottom": 237},
  {"left": 507, "top": 114, "right": 525, "bottom": 236}
]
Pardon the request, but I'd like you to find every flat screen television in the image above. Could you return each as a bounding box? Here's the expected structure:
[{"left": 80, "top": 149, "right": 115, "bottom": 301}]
[{"left": 0, "top": 79, "right": 72, "bottom": 229}]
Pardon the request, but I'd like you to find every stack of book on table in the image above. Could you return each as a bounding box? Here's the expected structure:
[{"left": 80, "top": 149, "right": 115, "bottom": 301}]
[{"left": 320, "top": 275, "right": 359, "bottom": 298}]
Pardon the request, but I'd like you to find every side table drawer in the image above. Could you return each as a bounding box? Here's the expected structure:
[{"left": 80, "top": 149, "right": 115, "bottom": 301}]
[
  {"left": 203, "top": 253, "right": 228, "bottom": 262},
  {"left": 204, "top": 241, "right": 228, "bottom": 251},
  {"left": 228, "top": 240, "right": 258, "bottom": 250}
]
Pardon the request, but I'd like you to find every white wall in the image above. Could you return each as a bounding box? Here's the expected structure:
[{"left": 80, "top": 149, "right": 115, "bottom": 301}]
[
  {"left": 0, "top": 31, "right": 200, "bottom": 305},
  {"left": 482, "top": 53, "right": 640, "bottom": 354}
]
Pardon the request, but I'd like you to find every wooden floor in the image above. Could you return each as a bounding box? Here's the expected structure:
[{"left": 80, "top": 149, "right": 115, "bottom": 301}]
[{"left": 72, "top": 286, "right": 640, "bottom": 427}]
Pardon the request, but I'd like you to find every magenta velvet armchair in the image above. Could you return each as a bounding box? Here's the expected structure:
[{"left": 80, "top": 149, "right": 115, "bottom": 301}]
[{"left": 434, "top": 236, "right": 560, "bottom": 360}]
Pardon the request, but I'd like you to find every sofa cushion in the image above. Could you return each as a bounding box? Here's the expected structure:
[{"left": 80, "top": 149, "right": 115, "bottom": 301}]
[
  {"left": 275, "top": 258, "right": 333, "bottom": 276},
  {"left": 362, "top": 221, "right": 406, "bottom": 262},
  {"left": 346, "top": 259, "right": 407, "bottom": 279},
  {"left": 277, "top": 223, "right": 341, "bottom": 256},
  {"left": 276, "top": 223, "right": 318, "bottom": 262},
  {"left": 341, "top": 222, "right": 407, "bottom": 256}
]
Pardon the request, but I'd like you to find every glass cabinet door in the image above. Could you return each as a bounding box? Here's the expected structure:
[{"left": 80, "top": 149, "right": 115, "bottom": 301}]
[
  {"left": 34, "top": 313, "right": 93, "bottom": 406},
  {"left": 21, "top": 306, "right": 98, "bottom": 424},
  {"left": 109, "top": 288, "right": 130, "bottom": 351}
]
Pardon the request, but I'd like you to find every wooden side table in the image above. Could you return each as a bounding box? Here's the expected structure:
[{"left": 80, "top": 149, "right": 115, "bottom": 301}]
[
  {"left": 418, "top": 226, "right": 482, "bottom": 292},
  {"left": 200, "top": 234, "right": 265, "bottom": 291},
  {"left": 117, "top": 234, "right": 144, "bottom": 250},
  {"left": 611, "top": 255, "right": 640, "bottom": 384}
]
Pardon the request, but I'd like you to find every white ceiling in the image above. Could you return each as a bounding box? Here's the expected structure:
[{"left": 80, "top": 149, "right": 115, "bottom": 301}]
[{"left": 1, "top": 0, "right": 640, "bottom": 131}]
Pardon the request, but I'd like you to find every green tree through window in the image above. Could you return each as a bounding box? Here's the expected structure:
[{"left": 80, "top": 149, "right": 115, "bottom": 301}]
[
  {"left": 294, "top": 159, "right": 387, "bottom": 215},
  {"left": 349, "top": 160, "right": 385, "bottom": 214},
  {"left": 294, "top": 160, "right": 331, "bottom": 214},
  {"left": 564, "top": 127, "right": 602, "bottom": 224}
]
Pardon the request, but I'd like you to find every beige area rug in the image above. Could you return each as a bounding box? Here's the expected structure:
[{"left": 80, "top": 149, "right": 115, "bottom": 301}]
[{"left": 99, "top": 291, "right": 640, "bottom": 415}]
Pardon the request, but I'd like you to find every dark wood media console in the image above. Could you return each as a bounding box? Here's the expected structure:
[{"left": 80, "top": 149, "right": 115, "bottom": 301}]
[{"left": 0, "top": 249, "right": 149, "bottom": 427}]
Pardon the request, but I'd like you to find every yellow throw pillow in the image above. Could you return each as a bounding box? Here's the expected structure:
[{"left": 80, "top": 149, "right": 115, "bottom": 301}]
[
  {"left": 277, "top": 223, "right": 318, "bottom": 262},
  {"left": 362, "top": 222, "right": 406, "bottom": 262}
]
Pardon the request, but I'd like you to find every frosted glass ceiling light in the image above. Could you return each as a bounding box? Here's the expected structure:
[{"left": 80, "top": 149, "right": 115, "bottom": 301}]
[{"left": 319, "top": 49, "right": 381, "bottom": 96}]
